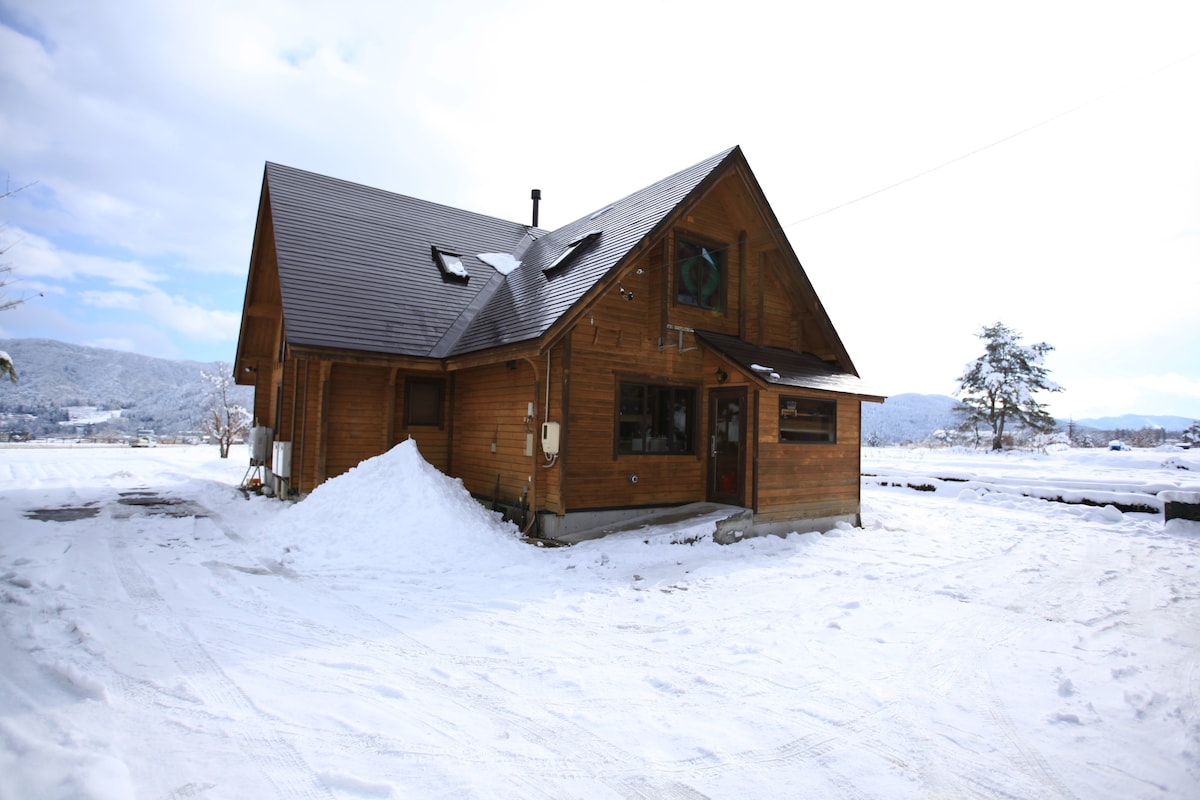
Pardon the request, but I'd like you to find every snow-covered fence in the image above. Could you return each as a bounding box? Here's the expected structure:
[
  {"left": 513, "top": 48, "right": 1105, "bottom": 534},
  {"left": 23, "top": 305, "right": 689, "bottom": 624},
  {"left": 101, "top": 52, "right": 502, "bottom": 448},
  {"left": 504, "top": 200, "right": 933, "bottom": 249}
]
[
  {"left": 861, "top": 472, "right": 1165, "bottom": 514},
  {"left": 1160, "top": 491, "right": 1200, "bottom": 523}
]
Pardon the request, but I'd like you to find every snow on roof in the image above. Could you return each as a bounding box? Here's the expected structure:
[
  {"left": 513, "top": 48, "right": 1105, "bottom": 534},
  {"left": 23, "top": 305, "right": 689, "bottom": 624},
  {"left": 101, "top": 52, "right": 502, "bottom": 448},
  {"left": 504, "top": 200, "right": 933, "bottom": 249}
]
[{"left": 477, "top": 252, "right": 521, "bottom": 276}]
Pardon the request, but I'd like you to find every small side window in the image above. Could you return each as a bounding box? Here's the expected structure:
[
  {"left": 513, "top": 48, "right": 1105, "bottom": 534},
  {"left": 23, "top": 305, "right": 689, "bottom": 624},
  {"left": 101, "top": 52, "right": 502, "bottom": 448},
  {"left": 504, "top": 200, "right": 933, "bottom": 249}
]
[
  {"left": 405, "top": 378, "right": 444, "bottom": 427},
  {"left": 779, "top": 396, "right": 836, "bottom": 443}
]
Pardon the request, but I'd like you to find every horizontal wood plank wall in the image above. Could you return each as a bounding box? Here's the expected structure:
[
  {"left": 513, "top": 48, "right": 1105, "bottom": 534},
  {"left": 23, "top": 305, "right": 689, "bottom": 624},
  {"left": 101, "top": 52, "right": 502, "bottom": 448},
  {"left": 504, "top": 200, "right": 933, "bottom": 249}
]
[
  {"left": 753, "top": 392, "right": 862, "bottom": 522},
  {"left": 564, "top": 254, "right": 707, "bottom": 511},
  {"left": 451, "top": 360, "right": 542, "bottom": 510},
  {"left": 759, "top": 248, "right": 800, "bottom": 351},
  {"left": 394, "top": 373, "right": 450, "bottom": 473},
  {"left": 325, "top": 363, "right": 388, "bottom": 480}
]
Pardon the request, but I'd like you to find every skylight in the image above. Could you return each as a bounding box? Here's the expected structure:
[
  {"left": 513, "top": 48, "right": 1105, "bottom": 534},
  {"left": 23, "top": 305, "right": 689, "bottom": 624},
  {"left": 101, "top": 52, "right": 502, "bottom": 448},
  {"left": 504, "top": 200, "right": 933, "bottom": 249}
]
[
  {"left": 432, "top": 246, "right": 469, "bottom": 283},
  {"left": 543, "top": 230, "right": 601, "bottom": 274}
]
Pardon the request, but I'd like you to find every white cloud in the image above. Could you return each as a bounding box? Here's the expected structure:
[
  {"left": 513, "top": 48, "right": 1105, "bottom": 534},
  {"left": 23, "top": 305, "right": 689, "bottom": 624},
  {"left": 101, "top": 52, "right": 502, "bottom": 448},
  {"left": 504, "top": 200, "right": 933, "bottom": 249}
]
[
  {"left": 82, "top": 289, "right": 239, "bottom": 342},
  {"left": 86, "top": 337, "right": 137, "bottom": 353},
  {"left": 5, "top": 228, "right": 163, "bottom": 290}
]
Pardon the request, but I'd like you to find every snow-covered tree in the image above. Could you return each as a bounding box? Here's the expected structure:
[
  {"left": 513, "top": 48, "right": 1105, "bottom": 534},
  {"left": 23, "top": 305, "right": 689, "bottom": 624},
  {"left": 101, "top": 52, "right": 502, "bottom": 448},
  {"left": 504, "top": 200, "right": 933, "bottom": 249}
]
[
  {"left": 956, "top": 322, "right": 1062, "bottom": 451},
  {"left": 1183, "top": 421, "right": 1200, "bottom": 447},
  {"left": 0, "top": 350, "right": 15, "bottom": 384},
  {"left": 202, "top": 363, "right": 251, "bottom": 458}
]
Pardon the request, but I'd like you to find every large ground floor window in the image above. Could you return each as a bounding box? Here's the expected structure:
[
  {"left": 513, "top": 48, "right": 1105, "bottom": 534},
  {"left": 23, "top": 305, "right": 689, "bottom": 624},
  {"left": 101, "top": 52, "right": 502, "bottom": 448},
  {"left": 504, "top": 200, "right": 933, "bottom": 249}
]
[{"left": 617, "top": 382, "right": 697, "bottom": 454}]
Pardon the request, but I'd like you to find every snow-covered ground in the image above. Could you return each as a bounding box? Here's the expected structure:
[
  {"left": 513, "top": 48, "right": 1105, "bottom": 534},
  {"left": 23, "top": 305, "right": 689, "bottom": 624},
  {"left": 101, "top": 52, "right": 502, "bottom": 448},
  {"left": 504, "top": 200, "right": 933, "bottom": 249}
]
[{"left": 1, "top": 442, "right": 1198, "bottom": 799}]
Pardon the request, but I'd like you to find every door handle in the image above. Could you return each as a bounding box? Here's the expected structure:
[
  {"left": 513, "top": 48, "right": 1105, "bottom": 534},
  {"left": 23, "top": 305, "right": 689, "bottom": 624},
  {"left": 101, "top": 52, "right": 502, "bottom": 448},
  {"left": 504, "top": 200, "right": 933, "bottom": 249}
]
[{"left": 710, "top": 435, "right": 717, "bottom": 457}]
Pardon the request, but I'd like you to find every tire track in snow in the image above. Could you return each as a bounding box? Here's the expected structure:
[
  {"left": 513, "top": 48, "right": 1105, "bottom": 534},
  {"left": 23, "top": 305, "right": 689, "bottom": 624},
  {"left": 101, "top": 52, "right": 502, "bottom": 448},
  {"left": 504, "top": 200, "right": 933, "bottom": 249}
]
[
  {"left": 107, "top": 509, "right": 334, "bottom": 800},
  {"left": 899, "top": 561, "right": 1084, "bottom": 799},
  {"left": 192, "top": 512, "right": 699, "bottom": 798}
]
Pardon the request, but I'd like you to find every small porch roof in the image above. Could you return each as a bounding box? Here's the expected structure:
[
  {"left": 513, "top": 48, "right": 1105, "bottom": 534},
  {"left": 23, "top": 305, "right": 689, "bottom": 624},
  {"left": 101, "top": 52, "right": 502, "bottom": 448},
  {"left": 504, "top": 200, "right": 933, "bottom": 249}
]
[{"left": 696, "top": 330, "right": 886, "bottom": 402}]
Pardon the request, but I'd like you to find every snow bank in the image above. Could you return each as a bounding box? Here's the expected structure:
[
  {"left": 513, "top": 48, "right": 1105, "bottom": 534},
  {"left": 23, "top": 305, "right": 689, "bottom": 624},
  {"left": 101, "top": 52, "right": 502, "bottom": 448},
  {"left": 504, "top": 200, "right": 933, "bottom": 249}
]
[{"left": 256, "top": 440, "right": 530, "bottom": 573}]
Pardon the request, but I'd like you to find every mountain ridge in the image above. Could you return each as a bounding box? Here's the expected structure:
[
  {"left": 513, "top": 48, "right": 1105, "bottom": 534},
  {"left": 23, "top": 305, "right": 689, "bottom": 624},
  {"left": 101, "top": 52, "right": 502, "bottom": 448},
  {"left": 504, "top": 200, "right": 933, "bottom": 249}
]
[
  {"left": 0, "top": 338, "right": 251, "bottom": 437},
  {"left": 1, "top": 338, "right": 1193, "bottom": 443}
]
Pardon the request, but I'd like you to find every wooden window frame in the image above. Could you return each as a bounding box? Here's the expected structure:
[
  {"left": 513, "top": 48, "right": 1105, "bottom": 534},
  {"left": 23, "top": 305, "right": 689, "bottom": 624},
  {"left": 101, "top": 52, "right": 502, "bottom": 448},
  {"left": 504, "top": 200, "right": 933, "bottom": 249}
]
[
  {"left": 615, "top": 378, "right": 698, "bottom": 456},
  {"left": 779, "top": 395, "right": 837, "bottom": 444},
  {"left": 673, "top": 231, "right": 727, "bottom": 313},
  {"left": 404, "top": 377, "right": 445, "bottom": 428}
]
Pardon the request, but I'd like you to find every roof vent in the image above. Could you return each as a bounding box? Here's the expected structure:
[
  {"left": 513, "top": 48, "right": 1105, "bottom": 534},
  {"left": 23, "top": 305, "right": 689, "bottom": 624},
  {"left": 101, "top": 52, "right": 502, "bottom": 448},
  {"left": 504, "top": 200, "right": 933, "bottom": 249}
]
[
  {"left": 432, "top": 246, "right": 469, "bottom": 283},
  {"left": 531, "top": 189, "right": 541, "bottom": 227}
]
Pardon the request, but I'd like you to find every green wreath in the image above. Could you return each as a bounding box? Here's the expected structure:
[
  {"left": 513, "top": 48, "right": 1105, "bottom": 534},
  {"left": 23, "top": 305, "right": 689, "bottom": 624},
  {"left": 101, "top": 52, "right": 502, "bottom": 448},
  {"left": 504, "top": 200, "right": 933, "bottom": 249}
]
[{"left": 682, "top": 247, "right": 720, "bottom": 302}]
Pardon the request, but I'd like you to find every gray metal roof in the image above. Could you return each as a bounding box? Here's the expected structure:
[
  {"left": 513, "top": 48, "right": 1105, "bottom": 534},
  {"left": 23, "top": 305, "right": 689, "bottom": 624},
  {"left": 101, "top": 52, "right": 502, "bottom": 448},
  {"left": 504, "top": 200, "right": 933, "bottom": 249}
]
[
  {"left": 264, "top": 148, "right": 738, "bottom": 359},
  {"left": 265, "top": 163, "right": 537, "bottom": 356},
  {"left": 695, "top": 331, "right": 885, "bottom": 400}
]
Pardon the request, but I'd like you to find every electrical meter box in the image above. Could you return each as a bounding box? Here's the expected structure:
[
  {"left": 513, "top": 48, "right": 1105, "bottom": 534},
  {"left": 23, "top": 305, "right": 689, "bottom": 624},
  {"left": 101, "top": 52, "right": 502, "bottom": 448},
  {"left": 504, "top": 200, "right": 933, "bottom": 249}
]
[{"left": 541, "top": 422, "right": 561, "bottom": 456}]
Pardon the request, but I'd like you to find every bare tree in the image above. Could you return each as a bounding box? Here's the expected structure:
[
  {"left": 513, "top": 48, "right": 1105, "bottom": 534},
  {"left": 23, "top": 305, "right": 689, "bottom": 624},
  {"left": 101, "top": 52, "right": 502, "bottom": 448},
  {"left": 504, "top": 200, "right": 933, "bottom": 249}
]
[
  {"left": 1, "top": 179, "right": 37, "bottom": 388},
  {"left": 202, "top": 363, "right": 251, "bottom": 458},
  {"left": 1, "top": 178, "right": 37, "bottom": 315}
]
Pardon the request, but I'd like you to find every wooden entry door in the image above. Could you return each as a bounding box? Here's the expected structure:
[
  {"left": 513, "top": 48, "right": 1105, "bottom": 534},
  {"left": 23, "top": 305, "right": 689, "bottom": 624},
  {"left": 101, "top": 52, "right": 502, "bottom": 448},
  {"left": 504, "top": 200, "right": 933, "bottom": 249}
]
[{"left": 707, "top": 387, "right": 745, "bottom": 506}]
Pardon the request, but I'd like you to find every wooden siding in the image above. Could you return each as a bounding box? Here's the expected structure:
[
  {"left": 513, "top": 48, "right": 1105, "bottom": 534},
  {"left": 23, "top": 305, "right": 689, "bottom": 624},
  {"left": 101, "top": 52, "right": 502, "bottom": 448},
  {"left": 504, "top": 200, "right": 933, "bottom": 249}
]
[
  {"left": 752, "top": 390, "right": 862, "bottom": 522},
  {"left": 236, "top": 208, "right": 284, "bottom": 383},
  {"left": 759, "top": 249, "right": 800, "bottom": 351},
  {"left": 451, "top": 357, "right": 544, "bottom": 510},
  {"left": 564, "top": 261, "right": 708, "bottom": 511},
  {"left": 322, "top": 363, "right": 387, "bottom": 479},
  {"left": 394, "top": 372, "right": 451, "bottom": 473}
]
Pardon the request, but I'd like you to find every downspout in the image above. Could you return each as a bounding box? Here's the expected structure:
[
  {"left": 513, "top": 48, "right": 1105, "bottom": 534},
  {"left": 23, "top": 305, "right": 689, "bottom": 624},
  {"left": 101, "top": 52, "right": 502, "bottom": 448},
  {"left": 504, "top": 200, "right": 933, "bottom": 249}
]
[
  {"left": 298, "top": 358, "right": 309, "bottom": 494},
  {"left": 521, "top": 356, "right": 540, "bottom": 535},
  {"left": 541, "top": 348, "right": 558, "bottom": 468}
]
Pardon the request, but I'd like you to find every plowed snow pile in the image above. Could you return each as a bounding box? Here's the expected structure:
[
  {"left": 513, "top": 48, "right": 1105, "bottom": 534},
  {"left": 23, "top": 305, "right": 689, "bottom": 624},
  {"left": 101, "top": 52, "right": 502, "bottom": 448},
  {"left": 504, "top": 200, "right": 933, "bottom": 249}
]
[{"left": 258, "top": 439, "right": 531, "bottom": 572}]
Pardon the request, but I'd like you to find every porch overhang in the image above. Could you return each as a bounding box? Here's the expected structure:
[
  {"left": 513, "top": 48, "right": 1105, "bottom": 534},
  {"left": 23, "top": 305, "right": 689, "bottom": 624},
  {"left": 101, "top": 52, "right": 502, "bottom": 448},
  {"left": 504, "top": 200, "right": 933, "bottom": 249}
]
[{"left": 695, "top": 330, "right": 886, "bottom": 403}]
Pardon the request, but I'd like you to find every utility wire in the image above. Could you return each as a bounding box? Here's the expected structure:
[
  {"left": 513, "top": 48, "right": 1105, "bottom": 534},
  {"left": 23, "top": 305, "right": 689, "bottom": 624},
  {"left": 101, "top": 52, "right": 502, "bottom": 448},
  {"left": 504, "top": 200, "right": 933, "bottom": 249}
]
[{"left": 785, "top": 47, "right": 1200, "bottom": 229}]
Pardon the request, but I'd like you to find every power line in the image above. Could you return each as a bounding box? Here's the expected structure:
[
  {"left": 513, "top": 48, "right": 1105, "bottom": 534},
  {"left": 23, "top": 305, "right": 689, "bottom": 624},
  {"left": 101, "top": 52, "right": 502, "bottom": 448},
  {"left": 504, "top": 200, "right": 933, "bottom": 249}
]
[{"left": 784, "top": 47, "right": 1200, "bottom": 229}]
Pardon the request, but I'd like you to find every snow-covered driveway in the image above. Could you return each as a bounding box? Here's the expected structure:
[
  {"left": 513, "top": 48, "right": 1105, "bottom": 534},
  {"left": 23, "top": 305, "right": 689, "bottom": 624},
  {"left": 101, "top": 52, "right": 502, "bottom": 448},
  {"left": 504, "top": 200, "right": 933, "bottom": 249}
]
[{"left": 1, "top": 443, "right": 1197, "bottom": 798}]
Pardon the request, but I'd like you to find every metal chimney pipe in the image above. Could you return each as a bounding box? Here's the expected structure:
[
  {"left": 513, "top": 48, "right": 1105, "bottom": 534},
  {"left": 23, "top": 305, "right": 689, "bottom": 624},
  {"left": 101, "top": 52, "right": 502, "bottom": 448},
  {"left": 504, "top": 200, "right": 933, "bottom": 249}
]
[{"left": 531, "top": 189, "right": 541, "bottom": 227}]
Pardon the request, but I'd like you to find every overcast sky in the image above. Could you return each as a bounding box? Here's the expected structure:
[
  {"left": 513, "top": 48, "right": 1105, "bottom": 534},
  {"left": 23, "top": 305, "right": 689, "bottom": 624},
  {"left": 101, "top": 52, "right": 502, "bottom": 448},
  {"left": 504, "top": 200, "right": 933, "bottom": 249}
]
[{"left": 1, "top": 0, "right": 1197, "bottom": 420}]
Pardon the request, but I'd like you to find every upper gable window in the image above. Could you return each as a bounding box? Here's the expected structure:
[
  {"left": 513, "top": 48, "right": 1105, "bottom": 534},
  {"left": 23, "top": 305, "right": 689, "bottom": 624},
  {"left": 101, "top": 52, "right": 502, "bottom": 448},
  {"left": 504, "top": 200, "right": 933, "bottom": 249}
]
[
  {"left": 432, "top": 246, "right": 469, "bottom": 283},
  {"left": 675, "top": 237, "right": 724, "bottom": 311},
  {"left": 543, "top": 230, "right": 601, "bottom": 274}
]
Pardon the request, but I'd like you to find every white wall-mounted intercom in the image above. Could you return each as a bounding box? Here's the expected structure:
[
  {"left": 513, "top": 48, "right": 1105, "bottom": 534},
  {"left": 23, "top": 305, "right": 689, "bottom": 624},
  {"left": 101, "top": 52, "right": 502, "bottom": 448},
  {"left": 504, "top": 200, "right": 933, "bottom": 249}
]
[{"left": 541, "top": 421, "right": 561, "bottom": 456}]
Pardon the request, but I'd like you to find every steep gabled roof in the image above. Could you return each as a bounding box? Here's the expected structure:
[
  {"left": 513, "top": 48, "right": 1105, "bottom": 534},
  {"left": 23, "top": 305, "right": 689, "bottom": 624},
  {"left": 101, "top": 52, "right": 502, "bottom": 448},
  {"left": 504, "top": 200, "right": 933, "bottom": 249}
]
[
  {"left": 444, "top": 147, "right": 737, "bottom": 355},
  {"left": 258, "top": 146, "right": 863, "bottom": 376},
  {"left": 264, "top": 163, "right": 536, "bottom": 357}
]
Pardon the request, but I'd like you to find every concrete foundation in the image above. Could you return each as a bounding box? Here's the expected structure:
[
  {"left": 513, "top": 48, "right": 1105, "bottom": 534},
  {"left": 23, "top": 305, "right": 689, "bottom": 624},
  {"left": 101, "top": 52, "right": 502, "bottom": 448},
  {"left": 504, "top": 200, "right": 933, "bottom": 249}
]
[{"left": 535, "top": 504, "right": 858, "bottom": 545}]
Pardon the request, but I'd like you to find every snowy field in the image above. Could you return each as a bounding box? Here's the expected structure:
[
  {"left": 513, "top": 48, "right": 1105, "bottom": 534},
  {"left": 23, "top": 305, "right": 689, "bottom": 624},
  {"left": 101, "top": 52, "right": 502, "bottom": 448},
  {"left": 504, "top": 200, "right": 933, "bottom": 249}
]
[{"left": 1, "top": 442, "right": 1198, "bottom": 799}]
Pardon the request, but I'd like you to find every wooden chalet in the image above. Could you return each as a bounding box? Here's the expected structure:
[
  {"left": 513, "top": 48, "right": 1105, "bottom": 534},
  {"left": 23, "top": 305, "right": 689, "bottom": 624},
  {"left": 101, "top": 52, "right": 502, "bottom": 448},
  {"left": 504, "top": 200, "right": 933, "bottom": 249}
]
[{"left": 235, "top": 146, "right": 885, "bottom": 540}]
